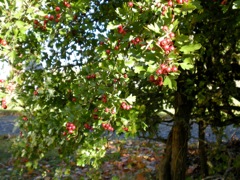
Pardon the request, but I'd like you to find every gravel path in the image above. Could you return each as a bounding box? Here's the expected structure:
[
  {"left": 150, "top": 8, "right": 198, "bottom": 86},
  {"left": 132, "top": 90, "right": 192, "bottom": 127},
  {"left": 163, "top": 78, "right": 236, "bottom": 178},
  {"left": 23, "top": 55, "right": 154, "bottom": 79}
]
[
  {"left": 0, "top": 115, "right": 19, "bottom": 135},
  {"left": 1, "top": 115, "right": 240, "bottom": 143}
]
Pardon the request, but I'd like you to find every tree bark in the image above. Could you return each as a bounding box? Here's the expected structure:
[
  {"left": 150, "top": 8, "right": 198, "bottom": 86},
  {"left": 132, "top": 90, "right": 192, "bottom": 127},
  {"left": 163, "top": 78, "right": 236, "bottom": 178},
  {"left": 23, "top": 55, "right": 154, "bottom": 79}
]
[
  {"left": 158, "top": 92, "right": 193, "bottom": 180},
  {"left": 199, "top": 120, "right": 209, "bottom": 177},
  {"left": 158, "top": 130, "right": 172, "bottom": 180}
]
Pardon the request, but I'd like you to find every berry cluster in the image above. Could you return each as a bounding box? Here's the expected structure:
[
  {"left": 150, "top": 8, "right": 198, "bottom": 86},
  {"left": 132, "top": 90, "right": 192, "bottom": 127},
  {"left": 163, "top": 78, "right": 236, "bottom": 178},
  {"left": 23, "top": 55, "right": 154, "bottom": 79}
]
[
  {"left": 130, "top": 37, "right": 142, "bottom": 46},
  {"left": 86, "top": 74, "right": 96, "bottom": 79},
  {"left": 120, "top": 102, "right": 132, "bottom": 110},
  {"left": 66, "top": 122, "right": 76, "bottom": 134},
  {"left": 156, "top": 64, "right": 178, "bottom": 75},
  {"left": 149, "top": 75, "right": 163, "bottom": 86},
  {"left": 118, "top": 25, "right": 127, "bottom": 35},
  {"left": 102, "top": 94, "right": 107, "bottom": 103},
  {"left": 92, "top": 108, "right": 99, "bottom": 120},
  {"left": 84, "top": 123, "right": 93, "bottom": 130},
  {"left": 63, "top": 1, "right": 71, "bottom": 8},
  {"left": 157, "top": 38, "right": 175, "bottom": 54},
  {"left": 102, "top": 123, "right": 114, "bottom": 131},
  {"left": 33, "top": 2, "right": 71, "bottom": 31}
]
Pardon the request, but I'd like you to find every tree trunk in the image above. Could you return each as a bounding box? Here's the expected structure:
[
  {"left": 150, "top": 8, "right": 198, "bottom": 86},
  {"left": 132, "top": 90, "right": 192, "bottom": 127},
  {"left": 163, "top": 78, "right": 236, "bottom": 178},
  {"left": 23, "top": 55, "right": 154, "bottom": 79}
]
[
  {"left": 158, "top": 92, "right": 193, "bottom": 180},
  {"left": 199, "top": 120, "right": 209, "bottom": 177},
  {"left": 158, "top": 130, "right": 172, "bottom": 180}
]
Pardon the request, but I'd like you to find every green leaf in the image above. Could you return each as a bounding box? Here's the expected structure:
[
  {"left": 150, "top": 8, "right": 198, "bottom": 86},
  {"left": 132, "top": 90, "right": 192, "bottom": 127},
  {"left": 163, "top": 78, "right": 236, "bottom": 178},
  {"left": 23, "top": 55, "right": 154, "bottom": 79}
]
[
  {"left": 192, "top": 1, "right": 203, "bottom": 9},
  {"left": 184, "top": 57, "right": 193, "bottom": 64},
  {"left": 179, "top": 62, "right": 194, "bottom": 70},
  {"left": 163, "top": 76, "right": 172, "bottom": 89},
  {"left": 15, "top": 20, "right": 25, "bottom": 29},
  {"left": 145, "top": 23, "right": 161, "bottom": 33},
  {"left": 233, "top": 0, "right": 240, "bottom": 9},
  {"left": 120, "top": 117, "right": 129, "bottom": 125},
  {"left": 107, "top": 23, "right": 119, "bottom": 30},
  {"left": 179, "top": 43, "right": 202, "bottom": 53},
  {"left": 181, "top": 3, "right": 197, "bottom": 11},
  {"left": 147, "top": 65, "right": 157, "bottom": 73},
  {"left": 134, "top": 66, "right": 145, "bottom": 74},
  {"left": 125, "top": 59, "right": 135, "bottom": 67},
  {"left": 126, "top": 94, "right": 136, "bottom": 104}
]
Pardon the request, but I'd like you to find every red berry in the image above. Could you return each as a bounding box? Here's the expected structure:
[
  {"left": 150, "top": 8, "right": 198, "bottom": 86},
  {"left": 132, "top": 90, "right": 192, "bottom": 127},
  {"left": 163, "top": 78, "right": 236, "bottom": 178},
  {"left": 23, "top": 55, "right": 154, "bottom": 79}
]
[
  {"left": 102, "top": 97, "right": 107, "bottom": 103},
  {"left": 91, "top": 74, "right": 96, "bottom": 79},
  {"left": 160, "top": 39, "right": 167, "bottom": 47},
  {"left": 68, "top": 129, "right": 74, "bottom": 134},
  {"left": 105, "top": 108, "right": 110, "bottom": 113},
  {"left": 121, "top": 102, "right": 127, "bottom": 110},
  {"left": 162, "top": 6, "right": 167, "bottom": 11},
  {"left": 106, "top": 49, "right": 111, "bottom": 55},
  {"left": 177, "top": 0, "right": 183, "bottom": 4},
  {"left": 84, "top": 123, "right": 92, "bottom": 130},
  {"left": 166, "top": 67, "right": 172, "bottom": 73},
  {"left": 34, "top": 20, "right": 39, "bottom": 25},
  {"left": 64, "top": 1, "right": 71, "bottom": 8},
  {"left": 71, "top": 125, "right": 76, "bottom": 130},
  {"left": 93, "top": 114, "right": 98, "bottom": 120},
  {"left": 0, "top": 39, "right": 7, "bottom": 46},
  {"left": 163, "top": 45, "right": 170, "bottom": 51},
  {"left": 128, "top": 2, "right": 134, "bottom": 8},
  {"left": 102, "top": 123, "right": 106, "bottom": 128},
  {"left": 169, "top": 46, "right": 175, "bottom": 51},
  {"left": 123, "top": 73, "right": 128, "bottom": 78},
  {"left": 135, "top": 37, "right": 141, "bottom": 43},
  {"left": 160, "top": 64, "right": 167, "bottom": 69},
  {"left": 149, "top": 75, "right": 155, "bottom": 82},
  {"left": 34, "top": 90, "right": 38, "bottom": 96},
  {"left": 157, "top": 77, "right": 163, "bottom": 86},
  {"left": 22, "top": 116, "right": 28, "bottom": 121},
  {"left": 169, "top": 32, "right": 175, "bottom": 39},
  {"left": 156, "top": 68, "right": 163, "bottom": 75},
  {"left": 56, "top": 14, "right": 61, "bottom": 19},
  {"left": 171, "top": 66, "right": 178, "bottom": 72},
  {"left": 162, "top": 26, "right": 168, "bottom": 32},
  {"left": 111, "top": 109, "right": 116, "bottom": 114},
  {"left": 115, "top": 46, "right": 120, "bottom": 50},
  {"left": 72, "top": 97, "right": 77, "bottom": 102},
  {"left": 49, "top": 15, "right": 54, "bottom": 21},
  {"left": 125, "top": 105, "right": 131, "bottom": 110},
  {"left": 55, "top": 6, "right": 61, "bottom": 11},
  {"left": 168, "top": 1, "right": 173, "bottom": 6}
]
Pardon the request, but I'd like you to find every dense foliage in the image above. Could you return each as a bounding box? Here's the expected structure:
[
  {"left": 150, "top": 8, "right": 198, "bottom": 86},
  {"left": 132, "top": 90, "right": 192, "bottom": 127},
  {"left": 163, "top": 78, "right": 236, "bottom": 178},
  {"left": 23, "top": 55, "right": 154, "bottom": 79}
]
[{"left": 0, "top": 0, "right": 240, "bottom": 179}]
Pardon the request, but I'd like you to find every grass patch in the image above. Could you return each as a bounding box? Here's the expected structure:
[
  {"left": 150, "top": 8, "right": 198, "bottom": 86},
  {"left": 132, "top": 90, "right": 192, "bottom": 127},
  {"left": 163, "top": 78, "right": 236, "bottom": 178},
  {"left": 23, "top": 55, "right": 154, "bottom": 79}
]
[
  {"left": 0, "top": 135, "right": 13, "bottom": 162},
  {"left": 0, "top": 109, "right": 21, "bottom": 117}
]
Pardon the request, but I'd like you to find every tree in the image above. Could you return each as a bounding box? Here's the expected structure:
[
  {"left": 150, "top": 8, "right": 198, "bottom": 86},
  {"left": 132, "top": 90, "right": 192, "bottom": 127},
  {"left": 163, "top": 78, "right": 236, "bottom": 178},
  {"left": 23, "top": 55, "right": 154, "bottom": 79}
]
[{"left": 1, "top": 0, "right": 240, "bottom": 179}]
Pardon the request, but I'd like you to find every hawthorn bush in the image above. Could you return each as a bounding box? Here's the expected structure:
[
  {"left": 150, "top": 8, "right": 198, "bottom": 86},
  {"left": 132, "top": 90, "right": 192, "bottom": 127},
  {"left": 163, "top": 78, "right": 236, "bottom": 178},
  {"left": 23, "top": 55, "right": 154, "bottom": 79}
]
[{"left": 0, "top": 0, "right": 240, "bottom": 179}]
